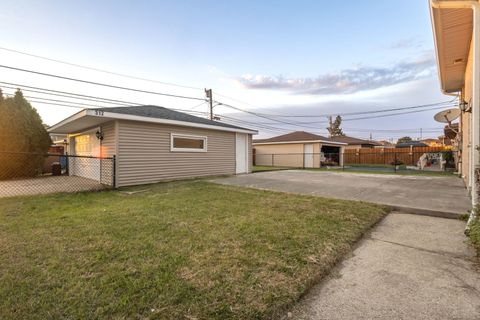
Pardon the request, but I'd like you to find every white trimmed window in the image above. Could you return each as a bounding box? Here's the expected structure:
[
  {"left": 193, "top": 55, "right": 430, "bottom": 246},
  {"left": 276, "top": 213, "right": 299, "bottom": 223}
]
[{"left": 170, "top": 133, "right": 207, "bottom": 152}]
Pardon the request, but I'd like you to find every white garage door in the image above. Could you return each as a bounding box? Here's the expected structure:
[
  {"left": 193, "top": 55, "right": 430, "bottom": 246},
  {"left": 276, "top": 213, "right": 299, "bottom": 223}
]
[
  {"left": 236, "top": 133, "right": 248, "bottom": 174},
  {"left": 70, "top": 132, "right": 101, "bottom": 181}
]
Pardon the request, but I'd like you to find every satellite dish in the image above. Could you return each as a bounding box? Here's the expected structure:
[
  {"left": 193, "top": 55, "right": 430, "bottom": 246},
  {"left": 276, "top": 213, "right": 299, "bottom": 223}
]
[{"left": 434, "top": 108, "right": 460, "bottom": 123}]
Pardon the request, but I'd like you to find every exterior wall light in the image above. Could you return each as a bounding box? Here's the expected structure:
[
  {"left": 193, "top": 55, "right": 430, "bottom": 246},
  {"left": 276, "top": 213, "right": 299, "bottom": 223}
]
[
  {"left": 459, "top": 99, "right": 471, "bottom": 112},
  {"left": 95, "top": 130, "right": 104, "bottom": 140}
]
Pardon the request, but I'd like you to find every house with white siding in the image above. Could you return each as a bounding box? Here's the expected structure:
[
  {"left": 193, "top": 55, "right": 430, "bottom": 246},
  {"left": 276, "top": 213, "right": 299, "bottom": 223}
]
[{"left": 48, "top": 105, "right": 256, "bottom": 187}]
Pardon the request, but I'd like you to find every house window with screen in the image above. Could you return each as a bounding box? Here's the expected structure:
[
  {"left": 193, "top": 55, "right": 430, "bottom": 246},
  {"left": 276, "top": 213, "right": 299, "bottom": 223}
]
[{"left": 171, "top": 133, "right": 207, "bottom": 152}]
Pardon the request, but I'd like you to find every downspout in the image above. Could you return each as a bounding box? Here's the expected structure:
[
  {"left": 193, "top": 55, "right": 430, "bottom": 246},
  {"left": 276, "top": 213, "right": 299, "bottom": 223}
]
[{"left": 431, "top": 1, "right": 480, "bottom": 209}]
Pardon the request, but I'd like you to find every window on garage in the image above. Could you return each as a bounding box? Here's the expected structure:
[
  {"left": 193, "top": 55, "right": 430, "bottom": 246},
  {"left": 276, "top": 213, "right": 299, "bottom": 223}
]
[{"left": 171, "top": 133, "right": 207, "bottom": 152}]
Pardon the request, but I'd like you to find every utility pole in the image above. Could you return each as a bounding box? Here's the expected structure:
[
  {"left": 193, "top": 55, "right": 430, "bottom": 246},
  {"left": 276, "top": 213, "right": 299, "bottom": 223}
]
[
  {"left": 205, "top": 88, "right": 213, "bottom": 120},
  {"left": 328, "top": 116, "right": 333, "bottom": 137},
  {"left": 420, "top": 128, "right": 423, "bottom": 140}
]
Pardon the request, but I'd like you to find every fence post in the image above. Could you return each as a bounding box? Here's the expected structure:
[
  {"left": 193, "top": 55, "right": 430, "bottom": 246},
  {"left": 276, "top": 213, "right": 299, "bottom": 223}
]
[
  {"left": 65, "top": 152, "right": 69, "bottom": 175},
  {"left": 302, "top": 152, "right": 305, "bottom": 169},
  {"left": 271, "top": 154, "right": 274, "bottom": 167},
  {"left": 394, "top": 152, "right": 397, "bottom": 173},
  {"left": 112, "top": 155, "right": 116, "bottom": 188}
]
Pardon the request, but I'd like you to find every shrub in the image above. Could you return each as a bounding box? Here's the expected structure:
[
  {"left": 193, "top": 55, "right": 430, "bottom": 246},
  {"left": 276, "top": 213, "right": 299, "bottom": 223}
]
[{"left": 0, "top": 89, "right": 51, "bottom": 179}]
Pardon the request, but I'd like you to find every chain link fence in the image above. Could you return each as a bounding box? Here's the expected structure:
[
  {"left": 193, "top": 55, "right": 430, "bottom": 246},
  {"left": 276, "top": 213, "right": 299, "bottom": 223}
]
[
  {"left": 253, "top": 150, "right": 458, "bottom": 173},
  {"left": 0, "top": 151, "right": 115, "bottom": 198}
]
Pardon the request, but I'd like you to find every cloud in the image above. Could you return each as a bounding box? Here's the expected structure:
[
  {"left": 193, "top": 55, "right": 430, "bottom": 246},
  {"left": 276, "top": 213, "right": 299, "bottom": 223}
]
[
  {"left": 236, "top": 56, "right": 436, "bottom": 95},
  {"left": 389, "top": 37, "right": 423, "bottom": 49}
]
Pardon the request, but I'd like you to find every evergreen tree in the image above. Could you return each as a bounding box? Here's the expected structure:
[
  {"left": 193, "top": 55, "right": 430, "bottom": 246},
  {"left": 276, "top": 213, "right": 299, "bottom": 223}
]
[
  {"left": 327, "top": 115, "right": 345, "bottom": 137},
  {"left": 397, "top": 136, "right": 413, "bottom": 144},
  {"left": 0, "top": 90, "right": 51, "bottom": 178}
]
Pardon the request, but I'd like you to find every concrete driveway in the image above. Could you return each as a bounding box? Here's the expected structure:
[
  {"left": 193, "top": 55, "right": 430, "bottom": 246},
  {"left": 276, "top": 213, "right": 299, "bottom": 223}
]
[
  {"left": 213, "top": 170, "right": 471, "bottom": 217},
  {"left": 287, "top": 213, "right": 480, "bottom": 320},
  {"left": 213, "top": 171, "right": 479, "bottom": 319}
]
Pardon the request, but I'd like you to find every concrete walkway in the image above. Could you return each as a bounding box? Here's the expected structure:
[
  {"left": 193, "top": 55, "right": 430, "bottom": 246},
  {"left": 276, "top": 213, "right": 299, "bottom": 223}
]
[
  {"left": 213, "top": 170, "right": 471, "bottom": 218},
  {"left": 287, "top": 213, "right": 480, "bottom": 320}
]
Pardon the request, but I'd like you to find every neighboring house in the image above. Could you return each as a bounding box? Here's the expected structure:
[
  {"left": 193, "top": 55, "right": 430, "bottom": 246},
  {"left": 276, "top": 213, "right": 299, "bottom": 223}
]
[
  {"left": 420, "top": 138, "right": 443, "bottom": 147},
  {"left": 395, "top": 141, "right": 429, "bottom": 148},
  {"left": 48, "top": 105, "right": 256, "bottom": 187},
  {"left": 49, "top": 133, "right": 68, "bottom": 146},
  {"left": 376, "top": 140, "right": 396, "bottom": 148},
  {"left": 253, "top": 131, "right": 346, "bottom": 168},
  {"left": 329, "top": 135, "right": 382, "bottom": 149},
  {"left": 430, "top": 0, "right": 479, "bottom": 204}
]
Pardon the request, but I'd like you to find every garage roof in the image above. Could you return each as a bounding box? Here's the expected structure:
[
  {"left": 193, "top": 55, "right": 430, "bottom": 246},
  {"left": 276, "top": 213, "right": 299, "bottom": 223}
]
[
  {"left": 253, "top": 131, "right": 347, "bottom": 146},
  {"left": 48, "top": 105, "right": 257, "bottom": 134},
  {"left": 329, "top": 135, "right": 382, "bottom": 146}
]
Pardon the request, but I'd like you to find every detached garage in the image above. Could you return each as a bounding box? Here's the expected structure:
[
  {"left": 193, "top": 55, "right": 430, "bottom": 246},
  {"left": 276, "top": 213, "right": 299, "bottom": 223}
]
[
  {"left": 48, "top": 105, "right": 256, "bottom": 187},
  {"left": 253, "top": 131, "right": 346, "bottom": 168}
]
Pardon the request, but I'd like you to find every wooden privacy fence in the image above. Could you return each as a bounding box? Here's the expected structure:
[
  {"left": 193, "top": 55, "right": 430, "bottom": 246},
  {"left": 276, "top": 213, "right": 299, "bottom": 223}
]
[{"left": 343, "top": 146, "right": 449, "bottom": 166}]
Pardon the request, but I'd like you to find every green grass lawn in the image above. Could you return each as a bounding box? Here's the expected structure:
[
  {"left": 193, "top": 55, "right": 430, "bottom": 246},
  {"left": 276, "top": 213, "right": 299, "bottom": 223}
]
[
  {"left": 0, "top": 180, "right": 388, "bottom": 319},
  {"left": 469, "top": 218, "right": 480, "bottom": 256}
]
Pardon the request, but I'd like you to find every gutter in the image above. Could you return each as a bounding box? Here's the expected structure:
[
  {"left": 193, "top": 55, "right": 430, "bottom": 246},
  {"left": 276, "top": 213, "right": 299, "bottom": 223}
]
[{"left": 430, "top": 0, "right": 480, "bottom": 228}]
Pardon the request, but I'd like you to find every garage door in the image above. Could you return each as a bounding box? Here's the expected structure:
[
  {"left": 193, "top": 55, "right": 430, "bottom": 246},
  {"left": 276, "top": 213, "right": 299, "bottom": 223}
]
[
  {"left": 70, "top": 133, "right": 101, "bottom": 181},
  {"left": 236, "top": 133, "right": 248, "bottom": 174}
]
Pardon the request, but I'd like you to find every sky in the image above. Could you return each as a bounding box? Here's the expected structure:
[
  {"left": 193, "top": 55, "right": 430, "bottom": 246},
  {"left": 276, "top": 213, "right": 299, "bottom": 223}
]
[{"left": 0, "top": 0, "right": 453, "bottom": 140}]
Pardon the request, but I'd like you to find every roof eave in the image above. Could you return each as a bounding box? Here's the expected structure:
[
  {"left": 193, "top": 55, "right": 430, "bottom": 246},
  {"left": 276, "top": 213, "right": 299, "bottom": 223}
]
[
  {"left": 48, "top": 109, "right": 257, "bottom": 134},
  {"left": 252, "top": 140, "right": 347, "bottom": 146},
  {"left": 430, "top": 2, "right": 473, "bottom": 93}
]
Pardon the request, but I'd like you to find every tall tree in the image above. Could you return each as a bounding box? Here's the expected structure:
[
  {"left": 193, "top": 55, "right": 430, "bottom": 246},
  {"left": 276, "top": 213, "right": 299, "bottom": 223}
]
[
  {"left": 327, "top": 115, "right": 345, "bottom": 137},
  {"left": 397, "top": 136, "right": 413, "bottom": 144},
  {"left": 0, "top": 90, "right": 51, "bottom": 178}
]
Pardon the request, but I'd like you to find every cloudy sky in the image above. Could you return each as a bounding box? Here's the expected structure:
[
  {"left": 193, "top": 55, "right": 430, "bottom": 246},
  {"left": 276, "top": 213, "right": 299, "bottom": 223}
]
[{"left": 0, "top": 0, "right": 453, "bottom": 140}]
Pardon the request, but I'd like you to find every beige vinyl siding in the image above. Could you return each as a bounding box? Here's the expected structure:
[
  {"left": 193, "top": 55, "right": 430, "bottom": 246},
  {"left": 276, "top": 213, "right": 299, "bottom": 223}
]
[
  {"left": 254, "top": 143, "right": 322, "bottom": 168},
  {"left": 116, "top": 120, "right": 236, "bottom": 187},
  {"left": 254, "top": 143, "right": 304, "bottom": 167},
  {"left": 100, "top": 121, "right": 116, "bottom": 185}
]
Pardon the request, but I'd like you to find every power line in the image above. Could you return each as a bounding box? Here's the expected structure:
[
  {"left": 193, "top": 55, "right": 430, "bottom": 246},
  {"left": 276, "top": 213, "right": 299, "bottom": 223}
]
[
  {"left": 215, "top": 100, "right": 455, "bottom": 129},
  {"left": 1, "top": 91, "right": 124, "bottom": 108},
  {"left": 214, "top": 91, "right": 457, "bottom": 117},
  {"left": 0, "top": 83, "right": 133, "bottom": 106},
  {"left": 215, "top": 101, "right": 326, "bottom": 129},
  {"left": 0, "top": 79, "right": 455, "bottom": 134},
  {"left": 216, "top": 99, "right": 456, "bottom": 119},
  {"left": 0, "top": 81, "right": 140, "bottom": 105},
  {"left": 0, "top": 64, "right": 207, "bottom": 101},
  {"left": 187, "top": 101, "right": 208, "bottom": 111},
  {"left": 0, "top": 46, "right": 203, "bottom": 91}
]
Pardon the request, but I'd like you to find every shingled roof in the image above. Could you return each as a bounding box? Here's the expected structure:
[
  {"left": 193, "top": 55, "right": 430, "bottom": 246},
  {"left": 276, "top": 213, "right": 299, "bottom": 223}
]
[
  {"left": 253, "top": 131, "right": 344, "bottom": 144},
  {"left": 329, "top": 135, "right": 382, "bottom": 146},
  {"left": 94, "top": 105, "right": 250, "bottom": 131}
]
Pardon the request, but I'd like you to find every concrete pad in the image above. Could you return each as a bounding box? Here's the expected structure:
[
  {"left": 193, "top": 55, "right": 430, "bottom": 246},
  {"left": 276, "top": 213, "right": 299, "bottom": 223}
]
[
  {"left": 212, "top": 170, "right": 471, "bottom": 217},
  {"left": 287, "top": 213, "right": 480, "bottom": 320}
]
